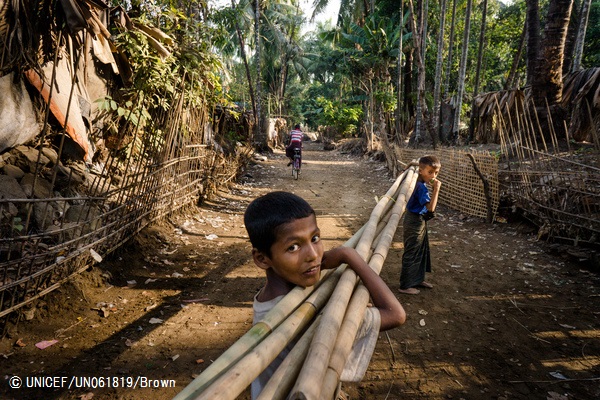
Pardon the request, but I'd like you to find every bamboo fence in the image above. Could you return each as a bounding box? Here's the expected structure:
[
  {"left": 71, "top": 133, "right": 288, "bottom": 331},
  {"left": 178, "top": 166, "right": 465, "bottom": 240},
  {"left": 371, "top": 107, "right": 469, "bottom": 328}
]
[
  {"left": 493, "top": 95, "right": 600, "bottom": 245},
  {"left": 174, "top": 166, "right": 418, "bottom": 400},
  {"left": 0, "top": 66, "right": 252, "bottom": 332},
  {"left": 383, "top": 144, "right": 500, "bottom": 222}
]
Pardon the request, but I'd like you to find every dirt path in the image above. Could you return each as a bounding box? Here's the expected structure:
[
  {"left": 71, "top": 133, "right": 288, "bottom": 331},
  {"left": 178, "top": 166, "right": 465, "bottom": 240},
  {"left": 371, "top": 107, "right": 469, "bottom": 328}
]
[{"left": 2, "top": 141, "right": 599, "bottom": 400}]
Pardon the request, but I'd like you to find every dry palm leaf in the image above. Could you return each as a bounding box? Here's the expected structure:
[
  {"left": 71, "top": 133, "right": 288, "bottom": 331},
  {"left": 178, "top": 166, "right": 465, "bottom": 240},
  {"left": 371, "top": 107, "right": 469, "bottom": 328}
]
[{"left": 573, "top": 68, "right": 600, "bottom": 103}]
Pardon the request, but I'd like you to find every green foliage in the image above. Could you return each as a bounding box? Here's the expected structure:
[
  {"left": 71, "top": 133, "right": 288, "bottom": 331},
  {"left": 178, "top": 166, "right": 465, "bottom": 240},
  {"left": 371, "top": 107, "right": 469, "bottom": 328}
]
[
  {"left": 315, "top": 96, "right": 362, "bottom": 137},
  {"left": 12, "top": 217, "right": 24, "bottom": 233},
  {"left": 95, "top": 96, "right": 151, "bottom": 129},
  {"left": 94, "top": 4, "right": 225, "bottom": 158}
]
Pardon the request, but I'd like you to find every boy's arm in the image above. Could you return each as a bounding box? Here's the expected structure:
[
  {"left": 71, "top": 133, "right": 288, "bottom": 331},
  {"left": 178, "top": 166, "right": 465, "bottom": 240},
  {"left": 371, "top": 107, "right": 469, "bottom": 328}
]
[
  {"left": 321, "top": 247, "right": 405, "bottom": 330},
  {"left": 426, "top": 179, "right": 442, "bottom": 212}
]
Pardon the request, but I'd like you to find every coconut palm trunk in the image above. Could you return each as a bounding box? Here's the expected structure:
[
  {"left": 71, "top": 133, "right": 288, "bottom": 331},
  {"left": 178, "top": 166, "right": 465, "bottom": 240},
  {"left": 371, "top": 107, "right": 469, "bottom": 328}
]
[
  {"left": 433, "top": 0, "right": 447, "bottom": 135},
  {"left": 572, "top": 0, "right": 592, "bottom": 71},
  {"left": 532, "top": 0, "right": 573, "bottom": 106},
  {"left": 505, "top": 24, "right": 527, "bottom": 90},
  {"left": 254, "top": 0, "right": 266, "bottom": 150},
  {"left": 467, "top": 0, "right": 488, "bottom": 143},
  {"left": 232, "top": 0, "right": 257, "bottom": 121},
  {"left": 395, "top": 1, "right": 405, "bottom": 140},
  {"left": 451, "top": 0, "right": 473, "bottom": 143},
  {"left": 526, "top": 0, "right": 541, "bottom": 86},
  {"left": 530, "top": 0, "right": 574, "bottom": 139},
  {"left": 441, "top": 0, "right": 457, "bottom": 143}
]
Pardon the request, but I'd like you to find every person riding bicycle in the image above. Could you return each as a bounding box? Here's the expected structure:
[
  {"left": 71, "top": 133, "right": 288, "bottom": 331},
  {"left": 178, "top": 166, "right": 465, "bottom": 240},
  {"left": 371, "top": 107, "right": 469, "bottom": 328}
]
[{"left": 286, "top": 124, "right": 303, "bottom": 166}]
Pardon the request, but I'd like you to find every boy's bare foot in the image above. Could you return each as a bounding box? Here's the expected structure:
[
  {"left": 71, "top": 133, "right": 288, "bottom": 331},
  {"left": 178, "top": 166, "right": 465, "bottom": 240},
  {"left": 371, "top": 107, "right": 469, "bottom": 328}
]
[
  {"left": 398, "top": 288, "right": 420, "bottom": 295},
  {"left": 418, "top": 281, "right": 433, "bottom": 289}
]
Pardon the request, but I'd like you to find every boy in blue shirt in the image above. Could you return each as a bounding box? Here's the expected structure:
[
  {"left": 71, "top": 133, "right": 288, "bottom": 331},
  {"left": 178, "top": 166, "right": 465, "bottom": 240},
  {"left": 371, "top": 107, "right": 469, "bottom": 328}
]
[{"left": 399, "top": 155, "right": 442, "bottom": 295}]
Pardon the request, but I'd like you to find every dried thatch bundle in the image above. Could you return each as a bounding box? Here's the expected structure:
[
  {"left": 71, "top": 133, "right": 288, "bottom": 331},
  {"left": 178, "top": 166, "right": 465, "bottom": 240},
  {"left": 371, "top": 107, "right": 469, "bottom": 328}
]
[
  {"left": 471, "top": 89, "right": 525, "bottom": 144},
  {"left": 562, "top": 67, "right": 600, "bottom": 143}
]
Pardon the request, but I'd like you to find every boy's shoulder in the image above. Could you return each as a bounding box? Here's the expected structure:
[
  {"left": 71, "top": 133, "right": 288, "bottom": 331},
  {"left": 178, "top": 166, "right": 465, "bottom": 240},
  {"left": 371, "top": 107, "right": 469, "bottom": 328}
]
[{"left": 253, "top": 293, "right": 285, "bottom": 324}]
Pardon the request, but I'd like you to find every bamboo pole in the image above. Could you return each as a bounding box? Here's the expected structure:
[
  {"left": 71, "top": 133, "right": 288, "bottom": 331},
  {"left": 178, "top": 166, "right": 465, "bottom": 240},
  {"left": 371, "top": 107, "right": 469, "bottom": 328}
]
[
  {"left": 254, "top": 196, "right": 406, "bottom": 400},
  {"left": 173, "top": 229, "right": 366, "bottom": 400},
  {"left": 256, "top": 315, "right": 322, "bottom": 400},
  {"left": 321, "top": 169, "right": 418, "bottom": 399},
  {"left": 193, "top": 267, "right": 345, "bottom": 400},
  {"left": 289, "top": 167, "right": 417, "bottom": 400},
  {"left": 354, "top": 168, "right": 409, "bottom": 259},
  {"left": 175, "top": 173, "right": 408, "bottom": 399}
]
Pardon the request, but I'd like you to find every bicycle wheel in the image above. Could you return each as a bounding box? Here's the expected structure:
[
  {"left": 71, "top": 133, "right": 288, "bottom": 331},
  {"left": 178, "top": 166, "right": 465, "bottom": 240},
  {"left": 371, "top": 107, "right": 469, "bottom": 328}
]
[{"left": 292, "top": 167, "right": 299, "bottom": 180}]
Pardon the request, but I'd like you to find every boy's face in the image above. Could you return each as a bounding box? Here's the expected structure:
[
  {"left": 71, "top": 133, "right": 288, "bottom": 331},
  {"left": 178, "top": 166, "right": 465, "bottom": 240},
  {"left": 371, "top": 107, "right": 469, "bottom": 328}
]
[
  {"left": 254, "top": 215, "right": 324, "bottom": 288},
  {"left": 418, "top": 164, "right": 440, "bottom": 184}
]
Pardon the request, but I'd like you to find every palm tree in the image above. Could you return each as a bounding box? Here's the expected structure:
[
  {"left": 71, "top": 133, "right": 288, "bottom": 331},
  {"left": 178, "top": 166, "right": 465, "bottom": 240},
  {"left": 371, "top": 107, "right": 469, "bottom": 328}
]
[
  {"left": 254, "top": 0, "right": 265, "bottom": 149},
  {"left": 531, "top": 0, "right": 573, "bottom": 141},
  {"left": 451, "top": 0, "right": 473, "bottom": 143},
  {"left": 442, "top": 0, "right": 457, "bottom": 143},
  {"left": 339, "top": 13, "right": 401, "bottom": 149},
  {"left": 467, "top": 0, "right": 488, "bottom": 143},
  {"left": 229, "top": 0, "right": 258, "bottom": 121},
  {"left": 526, "top": 0, "right": 541, "bottom": 86},
  {"left": 572, "top": 0, "right": 592, "bottom": 71},
  {"left": 530, "top": 0, "right": 574, "bottom": 134},
  {"left": 261, "top": 2, "right": 306, "bottom": 117},
  {"left": 433, "top": 0, "right": 448, "bottom": 137},
  {"left": 395, "top": 1, "right": 405, "bottom": 139}
]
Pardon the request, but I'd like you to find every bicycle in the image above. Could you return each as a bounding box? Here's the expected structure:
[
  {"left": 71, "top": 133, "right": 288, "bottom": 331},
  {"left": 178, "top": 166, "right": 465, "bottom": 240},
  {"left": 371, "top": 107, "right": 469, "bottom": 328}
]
[{"left": 291, "top": 148, "right": 301, "bottom": 180}]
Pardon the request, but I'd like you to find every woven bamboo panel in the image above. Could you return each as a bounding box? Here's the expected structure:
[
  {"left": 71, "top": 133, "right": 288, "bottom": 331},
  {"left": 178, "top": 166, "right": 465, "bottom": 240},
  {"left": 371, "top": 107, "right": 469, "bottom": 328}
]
[
  {"left": 391, "top": 146, "right": 500, "bottom": 221},
  {"left": 0, "top": 103, "right": 250, "bottom": 328}
]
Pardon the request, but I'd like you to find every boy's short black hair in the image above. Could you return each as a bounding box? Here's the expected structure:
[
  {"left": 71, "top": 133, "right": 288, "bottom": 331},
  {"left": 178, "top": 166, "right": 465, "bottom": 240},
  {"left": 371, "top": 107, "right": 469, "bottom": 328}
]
[
  {"left": 294, "top": 124, "right": 301, "bottom": 130},
  {"left": 419, "top": 155, "right": 441, "bottom": 169},
  {"left": 244, "top": 191, "right": 315, "bottom": 255}
]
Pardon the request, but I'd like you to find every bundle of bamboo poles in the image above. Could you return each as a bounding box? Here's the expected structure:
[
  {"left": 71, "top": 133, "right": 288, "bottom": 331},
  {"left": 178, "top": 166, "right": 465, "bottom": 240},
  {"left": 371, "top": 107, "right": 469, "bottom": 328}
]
[{"left": 173, "top": 164, "right": 418, "bottom": 400}]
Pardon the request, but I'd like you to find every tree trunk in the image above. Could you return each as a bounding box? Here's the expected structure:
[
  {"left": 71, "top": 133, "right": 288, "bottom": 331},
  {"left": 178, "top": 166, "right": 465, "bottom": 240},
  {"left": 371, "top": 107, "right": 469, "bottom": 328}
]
[
  {"left": 451, "top": 0, "right": 472, "bottom": 143},
  {"left": 505, "top": 23, "right": 527, "bottom": 90},
  {"left": 404, "top": 49, "right": 414, "bottom": 126},
  {"left": 468, "top": 0, "right": 488, "bottom": 143},
  {"left": 442, "top": 0, "right": 457, "bottom": 143},
  {"left": 433, "top": 0, "right": 447, "bottom": 135},
  {"left": 413, "top": 0, "right": 424, "bottom": 143},
  {"left": 532, "top": 0, "right": 573, "bottom": 106},
  {"left": 562, "top": 0, "right": 580, "bottom": 74},
  {"left": 572, "top": 0, "right": 592, "bottom": 71},
  {"left": 408, "top": 0, "right": 436, "bottom": 147},
  {"left": 395, "top": 1, "right": 405, "bottom": 140},
  {"left": 254, "top": 0, "right": 267, "bottom": 150},
  {"left": 232, "top": 0, "right": 257, "bottom": 122},
  {"left": 531, "top": 0, "right": 573, "bottom": 138},
  {"left": 526, "top": 0, "right": 541, "bottom": 86}
]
